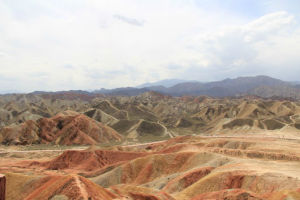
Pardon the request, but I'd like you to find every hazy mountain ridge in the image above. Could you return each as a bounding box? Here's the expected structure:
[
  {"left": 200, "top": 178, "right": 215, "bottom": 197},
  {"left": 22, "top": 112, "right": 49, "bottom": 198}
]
[
  {"left": 93, "top": 75, "right": 300, "bottom": 99},
  {"left": 1, "top": 75, "right": 300, "bottom": 99}
]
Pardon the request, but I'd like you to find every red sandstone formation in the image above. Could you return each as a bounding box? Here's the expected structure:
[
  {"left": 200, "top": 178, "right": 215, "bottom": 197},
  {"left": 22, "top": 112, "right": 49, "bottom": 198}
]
[
  {"left": 38, "top": 112, "right": 122, "bottom": 145},
  {"left": 0, "top": 111, "right": 122, "bottom": 145},
  {"left": 163, "top": 167, "right": 214, "bottom": 193},
  {"left": 23, "top": 175, "right": 115, "bottom": 200},
  {"left": 30, "top": 150, "right": 148, "bottom": 175},
  {"left": 0, "top": 174, "right": 5, "bottom": 200}
]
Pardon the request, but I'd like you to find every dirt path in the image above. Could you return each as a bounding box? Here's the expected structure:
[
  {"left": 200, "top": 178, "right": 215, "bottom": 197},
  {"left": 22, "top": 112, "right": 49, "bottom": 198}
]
[
  {"left": 74, "top": 176, "right": 89, "bottom": 200},
  {"left": 158, "top": 121, "right": 175, "bottom": 138}
]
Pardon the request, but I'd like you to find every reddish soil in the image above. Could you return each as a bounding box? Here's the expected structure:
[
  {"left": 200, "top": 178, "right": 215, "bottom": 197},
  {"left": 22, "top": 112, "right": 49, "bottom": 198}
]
[
  {"left": 24, "top": 175, "right": 116, "bottom": 200},
  {"left": 31, "top": 150, "right": 148, "bottom": 175},
  {"left": 163, "top": 167, "right": 214, "bottom": 193}
]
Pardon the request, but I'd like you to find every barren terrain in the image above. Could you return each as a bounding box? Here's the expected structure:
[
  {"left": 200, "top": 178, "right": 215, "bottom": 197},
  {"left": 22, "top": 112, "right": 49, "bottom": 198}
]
[{"left": 1, "top": 92, "right": 300, "bottom": 199}]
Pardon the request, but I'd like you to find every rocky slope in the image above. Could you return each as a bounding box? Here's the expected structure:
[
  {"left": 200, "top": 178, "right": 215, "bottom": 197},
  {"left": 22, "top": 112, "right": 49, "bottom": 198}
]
[
  {"left": 0, "top": 110, "right": 122, "bottom": 145},
  {"left": 1, "top": 135, "right": 300, "bottom": 199},
  {"left": 1, "top": 92, "right": 300, "bottom": 145}
]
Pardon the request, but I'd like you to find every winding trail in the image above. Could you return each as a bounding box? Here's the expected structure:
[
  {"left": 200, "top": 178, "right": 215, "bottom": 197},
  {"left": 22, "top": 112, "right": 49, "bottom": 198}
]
[{"left": 158, "top": 121, "right": 175, "bottom": 138}]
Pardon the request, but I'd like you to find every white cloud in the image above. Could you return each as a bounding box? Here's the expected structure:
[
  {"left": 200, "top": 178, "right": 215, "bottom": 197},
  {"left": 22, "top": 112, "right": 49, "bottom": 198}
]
[
  {"left": 243, "top": 11, "right": 295, "bottom": 42},
  {"left": 113, "top": 15, "right": 145, "bottom": 26},
  {"left": 0, "top": 0, "right": 300, "bottom": 92},
  {"left": 178, "top": 11, "right": 300, "bottom": 81}
]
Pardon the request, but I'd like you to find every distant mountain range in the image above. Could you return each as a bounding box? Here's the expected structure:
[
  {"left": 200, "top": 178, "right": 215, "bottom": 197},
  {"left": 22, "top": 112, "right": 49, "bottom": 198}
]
[
  {"left": 92, "top": 75, "right": 300, "bottom": 99},
  {"left": 10, "top": 75, "right": 299, "bottom": 100}
]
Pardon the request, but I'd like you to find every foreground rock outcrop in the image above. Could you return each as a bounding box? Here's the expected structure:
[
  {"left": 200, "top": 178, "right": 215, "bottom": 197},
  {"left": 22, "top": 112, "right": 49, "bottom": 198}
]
[{"left": 0, "top": 174, "right": 5, "bottom": 200}]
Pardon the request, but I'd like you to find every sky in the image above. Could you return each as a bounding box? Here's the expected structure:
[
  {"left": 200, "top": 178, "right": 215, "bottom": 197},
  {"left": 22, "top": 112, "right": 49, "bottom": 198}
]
[{"left": 0, "top": 0, "right": 300, "bottom": 92}]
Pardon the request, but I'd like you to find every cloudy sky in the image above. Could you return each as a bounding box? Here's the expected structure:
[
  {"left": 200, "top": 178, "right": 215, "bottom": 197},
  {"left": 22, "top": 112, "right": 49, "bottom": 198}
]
[{"left": 0, "top": 0, "right": 300, "bottom": 92}]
